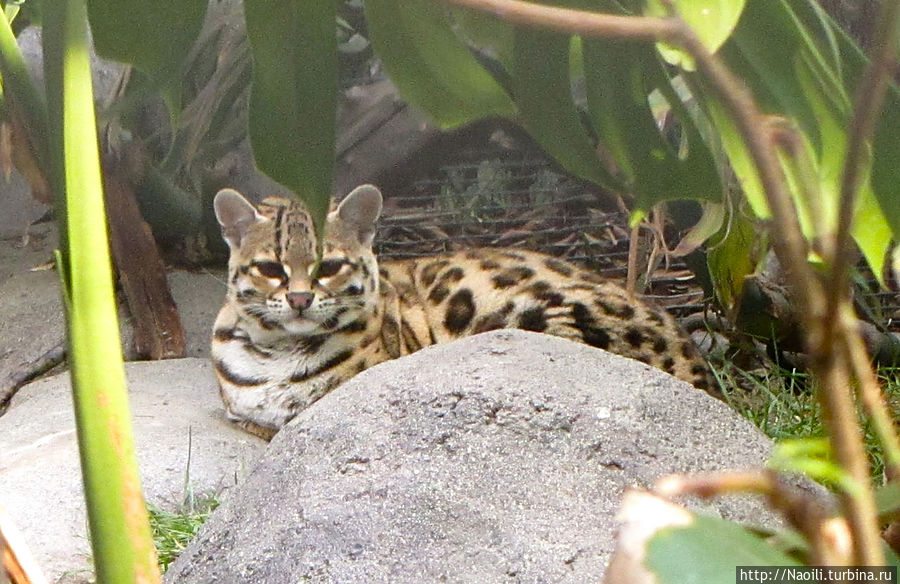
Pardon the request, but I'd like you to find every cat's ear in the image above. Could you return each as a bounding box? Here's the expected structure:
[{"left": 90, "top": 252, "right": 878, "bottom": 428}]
[
  {"left": 333, "top": 184, "right": 382, "bottom": 245},
  {"left": 214, "top": 188, "right": 262, "bottom": 248}
]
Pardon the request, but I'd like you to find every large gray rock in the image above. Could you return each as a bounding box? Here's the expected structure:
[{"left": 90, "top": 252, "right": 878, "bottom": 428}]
[
  {"left": 166, "top": 330, "right": 783, "bottom": 584},
  {"left": 0, "top": 358, "right": 265, "bottom": 583}
]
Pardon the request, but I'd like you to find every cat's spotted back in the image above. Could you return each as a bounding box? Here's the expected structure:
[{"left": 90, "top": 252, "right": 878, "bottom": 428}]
[{"left": 211, "top": 185, "right": 714, "bottom": 439}]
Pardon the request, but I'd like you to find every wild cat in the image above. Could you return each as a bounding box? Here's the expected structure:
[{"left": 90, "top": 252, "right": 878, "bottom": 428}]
[{"left": 211, "top": 185, "right": 713, "bottom": 438}]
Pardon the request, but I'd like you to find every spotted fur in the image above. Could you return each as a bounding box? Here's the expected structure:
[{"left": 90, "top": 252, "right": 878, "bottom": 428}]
[{"left": 211, "top": 185, "right": 714, "bottom": 439}]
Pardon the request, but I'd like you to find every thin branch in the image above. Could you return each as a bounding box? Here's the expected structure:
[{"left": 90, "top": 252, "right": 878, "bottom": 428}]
[
  {"left": 655, "top": 470, "right": 848, "bottom": 564},
  {"left": 829, "top": 0, "right": 900, "bottom": 318},
  {"left": 439, "top": 0, "right": 680, "bottom": 41},
  {"left": 825, "top": 0, "right": 900, "bottom": 487},
  {"left": 841, "top": 309, "right": 900, "bottom": 482},
  {"left": 434, "top": 0, "right": 887, "bottom": 564},
  {"left": 676, "top": 30, "right": 819, "bottom": 308}
]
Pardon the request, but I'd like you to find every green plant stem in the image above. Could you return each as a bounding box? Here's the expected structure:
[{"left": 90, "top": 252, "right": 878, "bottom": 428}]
[
  {"left": 678, "top": 20, "right": 883, "bottom": 567},
  {"left": 668, "top": 24, "right": 882, "bottom": 566},
  {"left": 0, "top": 7, "right": 49, "bottom": 172},
  {"left": 657, "top": 469, "right": 845, "bottom": 562},
  {"left": 435, "top": 0, "right": 681, "bottom": 41},
  {"left": 433, "top": 0, "right": 886, "bottom": 565},
  {"left": 830, "top": 0, "right": 900, "bottom": 314},
  {"left": 841, "top": 308, "right": 900, "bottom": 481},
  {"left": 828, "top": 0, "right": 900, "bottom": 484},
  {"left": 44, "top": 0, "right": 161, "bottom": 581}
]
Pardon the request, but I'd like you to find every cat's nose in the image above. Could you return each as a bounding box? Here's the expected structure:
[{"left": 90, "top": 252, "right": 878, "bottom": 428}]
[{"left": 286, "top": 291, "right": 314, "bottom": 311}]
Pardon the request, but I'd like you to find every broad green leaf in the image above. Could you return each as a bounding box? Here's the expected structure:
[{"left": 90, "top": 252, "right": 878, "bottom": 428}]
[
  {"left": 647, "top": 515, "right": 801, "bottom": 583},
  {"left": 876, "top": 480, "right": 900, "bottom": 517},
  {"left": 45, "top": 1, "right": 161, "bottom": 581},
  {"left": 699, "top": 92, "right": 769, "bottom": 217},
  {"left": 851, "top": 185, "right": 891, "bottom": 285},
  {"left": 244, "top": 0, "right": 336, "bottom": 233},
  {"left": 769, "top": 438, "right": 862, "bottom": 497},
  {"left": 698, "top": 0, "right": 851, "bottom": 216},
  {"left": 642, "top": 53, "right": 723, "bottom": 204},
  {"left": 647, "top": 0, "right": 746, "bottom": 71},
  {"left": 721, "top": 0, "right": 822, "bottom": 148},
  {"left": 450, "top": 6, "right": 514, "bottom": 74},
  {"left": 583, "top": 38, "right": 719, "bottom": 208},
  {"left": 86, "top": 0, "right": 207, "bottom": 109},
  {"left": 791, "top": 1, "right": 900, "bottom": 251},
  {"left": 790, "top": 0, "right": 843, "bottom": 81},
  {"left": 786, "top": 0, "right": 900, "bottom": 240},
  {"left": 791, "top": 28, "right": 889, "bottom": 281},
  {"left": 706, "top": 207, "right": 761, "bottom": 312},
  {"left": 795, "top": 54, "right": 847, "bottom": 233},
  {"left": 583, "top": 38, "right": 661, "bottom": 183},
  {"left": 365, "top": 0, "right": 515, "bottom": 128},
  {"left": 872, "top": 89, "right": 900, "bottom": 237},
  {"left": 513, "top": 28, "right": 621, "bottom": 191},
  {"left": 672, "top": 202, "right": 725, "bottom": 257}
]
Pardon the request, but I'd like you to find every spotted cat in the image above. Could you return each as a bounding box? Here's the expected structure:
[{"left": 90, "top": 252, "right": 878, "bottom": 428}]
[{"left": 211, "top": 184, "right": 713, "bottom": 439}]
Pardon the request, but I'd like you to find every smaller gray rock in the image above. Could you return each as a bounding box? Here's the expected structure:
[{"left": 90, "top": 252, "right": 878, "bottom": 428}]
[
  {"left": 0, "top": 225, "right": 65, "bottom": 404},
  {"left": 0, "top": 358, "right": 265, "bottom": 583},
  {"left": 0, "top": 223, "right": 225, "bottom": 395},
  {"left": 166, "top": 330, "right": 783, "bottom": 584}
]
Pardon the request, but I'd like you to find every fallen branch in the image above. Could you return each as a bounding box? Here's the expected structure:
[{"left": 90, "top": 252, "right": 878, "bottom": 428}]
[{"left": 0, "top": 339, "right": 66, "bottom": 415}]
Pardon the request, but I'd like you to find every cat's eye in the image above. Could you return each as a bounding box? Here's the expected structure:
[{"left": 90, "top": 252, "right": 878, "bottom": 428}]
[
  {"left": 315, "top": 259, "right": 346, "bottom": 279},
  {"left": 253, "top": 261, "right": 286, "bottom": 279}
]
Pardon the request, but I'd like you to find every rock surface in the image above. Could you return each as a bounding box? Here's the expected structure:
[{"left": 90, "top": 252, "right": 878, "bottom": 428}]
[
  {"left": 0, "top": 223, "right": 224, "bottom": 408},
  {"left": 166, "top": 330, "right": 786, "bottom": 584},
  {"left": 0, "top": 224, "right": 65, "bottom": 408},
  {"left": 0, "top": 358, "right": 265, "bottom": 583}
]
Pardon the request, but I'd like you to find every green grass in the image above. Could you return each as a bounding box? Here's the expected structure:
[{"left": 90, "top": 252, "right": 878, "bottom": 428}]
[
  {"left": 148, "top": 496, "right": 219, "bottom": 571},
  {"left": 712, "top": 357, "right": 900, "bottom": 481}
]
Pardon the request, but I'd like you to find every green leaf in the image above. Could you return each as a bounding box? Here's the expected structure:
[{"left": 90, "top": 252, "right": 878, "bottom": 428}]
[
  {"left": 450, "top": 6, "right": 515, "bottom": 73},
  {"left": 852, "top": 185, "right": 892, "bottom": 286},
  {"left": 706, "top": 207, "right": 761, "bottom": 311},
  {"left": 583, "top": 38, "right": 720, "bottom": 209},
  {"left": 695, "top": 0, "right": 851, "bottom": 216},
  {"left": 785, "top": 25, "right": 888, "bottom": 281},
  {"left": 872, "top": 90, "right": 900, "bottom": 237},
  {"left": 769, "top": 438, "right": 863, "bottom": 497},
  {"left": 793, "top": 54, "right": 847, "bottom": 236},
  {"left": 647, "top": 0, "right": 746, "bottom": 71},
  {"left": 785, "top": 0, "right": 900, "bottom": 241},
  {"left": 244, "top": 0, "right": 336, "bottom": 233},
  {"left": 720, "top": 0, "right": 821, "bottom": 147},
  {"left": 647, "top": 515, "right": 801, "bottom": 583},
  {"left": 876, "top": 482, "right": 900, "bottom": 518},
  {"left": 365, "top": 0, "right": 516, "bottom": 128},
  {"left": 45, "top": 1, "right": 161, "bottom": 581},
  {"left": 672, "top": 202, "right": 726, "bottom": 257},
  {"left": 583, "top": 39, "right": 662, "bottom": 186},
  {"left": 791, "top": 1, "right": 900, "bottom": 248},
  {"left": 698, "top": 91, "right": 769, "bottom": 217},
  {"left": 86, "top": 0, "right": 207, "bottom": 107},
  {"left": 512, "top": 28, "right": 621, "bottom": 191}
]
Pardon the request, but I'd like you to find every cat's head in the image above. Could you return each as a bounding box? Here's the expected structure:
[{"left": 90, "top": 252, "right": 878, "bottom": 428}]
[{"left": 213, "top": 184, "right": 383, "bottom": 335}]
